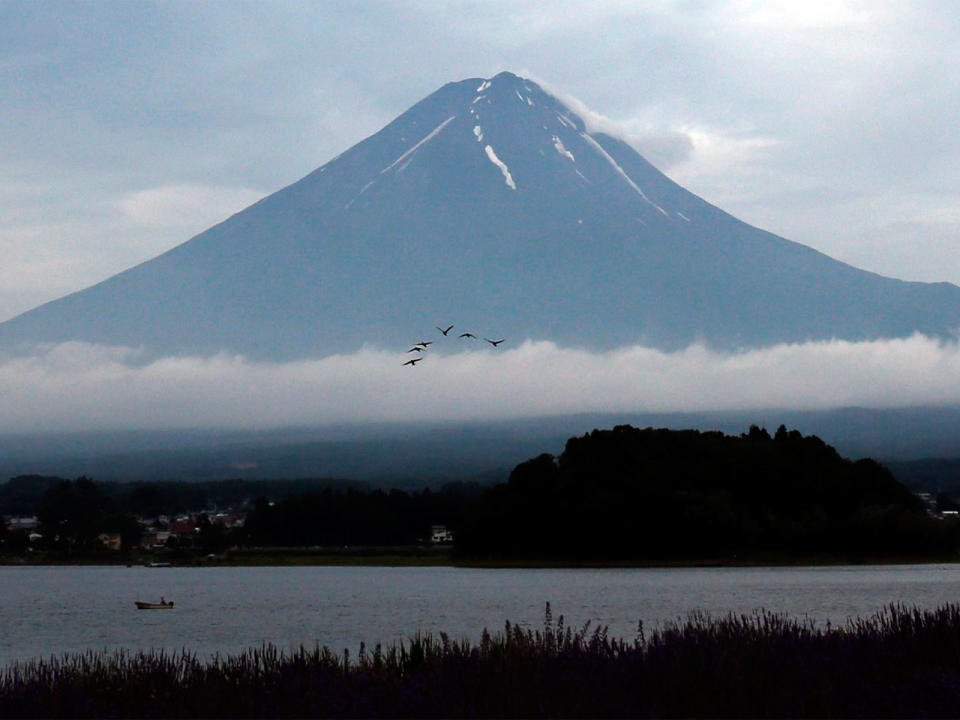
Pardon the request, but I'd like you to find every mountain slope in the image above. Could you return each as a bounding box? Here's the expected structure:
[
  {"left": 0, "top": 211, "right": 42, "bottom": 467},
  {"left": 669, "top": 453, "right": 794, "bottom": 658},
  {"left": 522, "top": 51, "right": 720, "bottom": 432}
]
[{"left": 3, "top": 71, "right": 960, "bottom": 359}]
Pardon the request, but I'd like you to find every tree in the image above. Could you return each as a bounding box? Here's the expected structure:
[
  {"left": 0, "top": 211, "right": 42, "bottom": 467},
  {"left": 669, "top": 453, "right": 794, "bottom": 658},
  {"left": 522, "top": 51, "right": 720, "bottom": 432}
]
[
  {"left": 455, "top": 425, "right": 954, "bottom": 561},
  {"left": 197, "top": 513, "right": 231, "bottom": 553},
  {"left": 36, "top": 476, "right": 141, "bottom": 555}
]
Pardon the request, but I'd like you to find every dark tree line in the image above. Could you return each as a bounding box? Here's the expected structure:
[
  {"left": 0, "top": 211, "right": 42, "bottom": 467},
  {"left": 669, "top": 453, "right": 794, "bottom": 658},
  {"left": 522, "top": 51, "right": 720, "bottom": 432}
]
[
  {"left": 34, "top": 476, "right": 142, "bottom": 554},
  {"left": 0, "top": 475, "right": 483, "bottom": 556},
  {"left": 455, "top": 425, "right": 959, "bottom": 560},
  {"left": 242, "top": 486, "right": 481, "bottom": 547},
  {"left": 0, "top": 476, "right": 370, "bottom": 520},
  {"left": 3, "top": 426, "right": 957, "bottom": 561}
]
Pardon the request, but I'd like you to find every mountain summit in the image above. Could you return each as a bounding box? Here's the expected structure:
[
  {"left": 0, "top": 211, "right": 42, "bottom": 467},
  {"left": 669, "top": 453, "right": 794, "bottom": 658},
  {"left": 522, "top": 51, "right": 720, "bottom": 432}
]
[{"left": 4, "top": 71, "right": 960, "bottom": 359}]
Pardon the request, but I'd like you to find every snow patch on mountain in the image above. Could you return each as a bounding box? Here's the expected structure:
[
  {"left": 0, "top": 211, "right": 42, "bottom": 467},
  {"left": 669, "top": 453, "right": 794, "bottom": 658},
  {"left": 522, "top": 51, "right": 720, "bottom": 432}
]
[
  {"left": 344, "top": 179, "right": 377, "bottom": 210},
  {"left": 473, "top": 125, "right": 483, "bottom": 142},
  {"left": 553, "top": 136, "right": 575, "bottom": 162},
  {"left": 580, "top": 132, "right": 668, "bottom": 216},
  {"left": 382, "top": 116, "right": 456, "bottom": 175},
  {"left": 484, "top": 145, "right": 517, "bottom": 190}
]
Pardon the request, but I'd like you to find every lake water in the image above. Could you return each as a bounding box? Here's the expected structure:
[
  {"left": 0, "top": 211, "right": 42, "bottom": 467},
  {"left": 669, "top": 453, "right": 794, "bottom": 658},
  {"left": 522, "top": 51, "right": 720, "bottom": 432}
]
[{"left": 3, "top": 563, "right": 960, "bottom": 667}]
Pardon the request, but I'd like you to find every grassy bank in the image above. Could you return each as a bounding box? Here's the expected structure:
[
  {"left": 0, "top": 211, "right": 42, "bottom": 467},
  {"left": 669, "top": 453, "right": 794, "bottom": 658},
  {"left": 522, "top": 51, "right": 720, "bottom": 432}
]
[{"left": 5, "top": 603, "right": 960, "bottom": 717}]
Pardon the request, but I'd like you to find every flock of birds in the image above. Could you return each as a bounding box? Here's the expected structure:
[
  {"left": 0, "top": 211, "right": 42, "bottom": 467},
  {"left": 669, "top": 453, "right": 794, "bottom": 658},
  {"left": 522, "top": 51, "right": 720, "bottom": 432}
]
[{"left": 402, "top": 324, "right": 504, "bottom": 366}]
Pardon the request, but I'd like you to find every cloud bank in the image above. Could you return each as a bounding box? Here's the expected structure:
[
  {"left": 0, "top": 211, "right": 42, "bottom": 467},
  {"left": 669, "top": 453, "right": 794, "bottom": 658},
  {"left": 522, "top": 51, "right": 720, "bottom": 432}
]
[{"left": 2, "top": 334, "right": 959, "bottom": 434}]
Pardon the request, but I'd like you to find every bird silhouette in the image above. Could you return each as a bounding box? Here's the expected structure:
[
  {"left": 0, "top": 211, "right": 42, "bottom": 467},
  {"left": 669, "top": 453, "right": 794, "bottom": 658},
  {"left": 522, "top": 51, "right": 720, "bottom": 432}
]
[
  {"left": 437, "top": 325, "right": 454, "bottom": 336},
  {"left": 459, "top": 332, "right": 477, "bottom": 339},
  {"left": 403, "top": 357, "right": 422, "bottom": 366},
  {"left": 416, "top": 341, "right": 433, "bottom": 348},
  {"left": 407, "top": 346, "right": 424, "bottom": 353},
  {"left": 484, "top": 338, "right": 505, "bottom": 346}
]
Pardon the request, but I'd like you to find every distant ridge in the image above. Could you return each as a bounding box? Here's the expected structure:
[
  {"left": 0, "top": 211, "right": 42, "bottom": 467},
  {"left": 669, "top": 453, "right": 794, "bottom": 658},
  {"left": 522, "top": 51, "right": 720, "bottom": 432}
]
[
  {"left": 6, "top": 406, "right": 960, "bottom": 486},
  {"left": 3, "top": 71, "right": 960, "bottom": 359}
]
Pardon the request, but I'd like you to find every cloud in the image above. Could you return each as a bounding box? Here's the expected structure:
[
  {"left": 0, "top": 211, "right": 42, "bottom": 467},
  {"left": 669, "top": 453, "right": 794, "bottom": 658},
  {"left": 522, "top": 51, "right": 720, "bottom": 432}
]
[
  {"left": 3, "top": 334, "right": 960, "bottom": 434},
  {"left": 530, "top": 78, "right": 696, "bottom": 171},
  {"left": 722, "top": 0, "right": 876, "bottom": 30},
  {"left": 0, "top": 183, "right": 268, "bottom": 322},
  {"left": 534, "top": 75, "right": 781, "bottom": 179}
]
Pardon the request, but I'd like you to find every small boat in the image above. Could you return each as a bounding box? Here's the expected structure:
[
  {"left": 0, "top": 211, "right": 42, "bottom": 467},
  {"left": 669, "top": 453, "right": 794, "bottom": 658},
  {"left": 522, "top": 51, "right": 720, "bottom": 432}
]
[{"left": 135, "top": 600, "right": 174, "bottom": 609}]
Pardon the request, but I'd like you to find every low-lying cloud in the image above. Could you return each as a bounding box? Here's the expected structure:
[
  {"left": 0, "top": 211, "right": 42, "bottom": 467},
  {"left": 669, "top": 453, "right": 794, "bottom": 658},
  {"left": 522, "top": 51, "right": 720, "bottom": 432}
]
[{"left": 2, "top": 333, "right": 960, "bottom": 434}]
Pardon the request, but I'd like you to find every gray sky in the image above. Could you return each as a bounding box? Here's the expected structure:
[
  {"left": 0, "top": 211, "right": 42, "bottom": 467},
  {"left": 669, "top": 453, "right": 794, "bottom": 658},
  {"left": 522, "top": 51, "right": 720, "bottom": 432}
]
[
  {"left": 3, "top": 0, "right": 960, "bottom": 323},
  {"left": 3, "top": 1, "right": 960, "bottom": 432}
]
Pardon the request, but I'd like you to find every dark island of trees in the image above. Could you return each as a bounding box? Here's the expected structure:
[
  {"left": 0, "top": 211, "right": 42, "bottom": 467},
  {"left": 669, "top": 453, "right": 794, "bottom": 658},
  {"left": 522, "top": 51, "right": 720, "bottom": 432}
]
[
  {"left": 2, "top": 425, "right": 958, "bottom": 563},
  {"left": 456, "top": 424, "right": 959, "bottom": 562}
]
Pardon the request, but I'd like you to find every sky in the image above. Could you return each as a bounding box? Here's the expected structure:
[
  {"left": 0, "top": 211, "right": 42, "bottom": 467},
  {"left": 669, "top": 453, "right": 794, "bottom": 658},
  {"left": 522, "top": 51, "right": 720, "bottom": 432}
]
[{"left": 3, "top": 0, "right": 960, "bottom": 432}]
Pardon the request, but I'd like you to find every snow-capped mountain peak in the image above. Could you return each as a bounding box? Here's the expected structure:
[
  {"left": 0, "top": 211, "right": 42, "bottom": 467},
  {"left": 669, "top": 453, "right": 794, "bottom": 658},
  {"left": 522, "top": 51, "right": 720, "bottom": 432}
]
[{"left": 2, "top": 72, "right": 960, "bottom": 359}]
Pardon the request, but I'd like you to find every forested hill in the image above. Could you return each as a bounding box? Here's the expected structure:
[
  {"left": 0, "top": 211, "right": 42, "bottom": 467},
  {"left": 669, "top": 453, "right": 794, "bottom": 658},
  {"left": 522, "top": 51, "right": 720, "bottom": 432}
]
[
  {"left": 4, "top": 425, "right": 955, "bottom": 564},
  {"left": 456, "top": 425, "right": 954, "bottom": 561}
]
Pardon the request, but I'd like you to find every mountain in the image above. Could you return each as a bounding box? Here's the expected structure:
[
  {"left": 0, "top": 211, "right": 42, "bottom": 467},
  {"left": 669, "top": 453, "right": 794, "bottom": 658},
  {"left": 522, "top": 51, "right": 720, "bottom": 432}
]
[{"left": 3, "top": 71, "right": 960, "bottom": 359}]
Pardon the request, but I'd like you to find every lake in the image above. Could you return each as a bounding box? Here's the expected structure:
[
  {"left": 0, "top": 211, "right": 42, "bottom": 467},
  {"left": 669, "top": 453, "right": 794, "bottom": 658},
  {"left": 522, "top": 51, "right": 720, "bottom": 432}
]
[{"left": 3, "top": 563, "right": 960, "bottom": 667}]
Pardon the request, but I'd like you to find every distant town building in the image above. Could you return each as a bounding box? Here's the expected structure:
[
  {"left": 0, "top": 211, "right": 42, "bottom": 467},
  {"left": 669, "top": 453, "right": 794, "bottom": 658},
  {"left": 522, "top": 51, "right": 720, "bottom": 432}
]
[
  {"left": 140, "top": 530, "right": 171, "bottom": 549},
  {"left": 169, "top": 518, "right": 197, "bottom": 536},
  {"left": 431, "top": 525, "right": 454, "bottom": 544},
  {"left": 915, "top": 493, "right": 937, "bottom": 513},
  {"left": 7, "top": 516, "right": 39, "bottom": 531},
  {"left": 97, "top": 533, "right": 122, "bottom": 551}
]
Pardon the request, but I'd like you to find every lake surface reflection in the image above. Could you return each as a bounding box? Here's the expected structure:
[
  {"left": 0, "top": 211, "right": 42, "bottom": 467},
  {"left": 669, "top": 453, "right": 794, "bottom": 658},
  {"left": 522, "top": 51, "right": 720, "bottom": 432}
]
[{"left": 3, "top": 564, "right": 960, "bottom": 666}]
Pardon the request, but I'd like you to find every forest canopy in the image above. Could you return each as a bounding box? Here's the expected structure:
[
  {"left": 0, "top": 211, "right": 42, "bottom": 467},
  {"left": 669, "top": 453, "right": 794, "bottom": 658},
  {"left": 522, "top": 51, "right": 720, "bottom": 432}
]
[
  {"left": 3, "top": 426, "right": 956, "bottom": 562},
  {"left": 455, "top": 425, "right": 955, "bottom": 561}
]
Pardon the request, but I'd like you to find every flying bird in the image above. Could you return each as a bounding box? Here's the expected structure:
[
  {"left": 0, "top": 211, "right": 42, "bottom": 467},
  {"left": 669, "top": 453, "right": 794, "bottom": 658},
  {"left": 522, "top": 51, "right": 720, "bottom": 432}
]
[
  {"left": 485, "top": 338, "right": 505, "bottom": 347},
  {"left": 416, "top": 341, "right": 433, "bottom": 348},
  {"left": 403, "top": 357, "right": 422, "bottom": 366},
  {"left": 459, "top": 333, "right": 477, "bottom": 339},
  {"left": 407, "top": 346, "right": 425, "bottom": 353},
  {"left": 437, "top": 325, "right": 454, "bottom": 336}
]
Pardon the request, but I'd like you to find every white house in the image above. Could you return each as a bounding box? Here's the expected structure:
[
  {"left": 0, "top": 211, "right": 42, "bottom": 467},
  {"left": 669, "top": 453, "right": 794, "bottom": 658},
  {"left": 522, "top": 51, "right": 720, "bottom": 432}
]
[{"left": 431, "top": 525, "right": 454, "bottom": 544}]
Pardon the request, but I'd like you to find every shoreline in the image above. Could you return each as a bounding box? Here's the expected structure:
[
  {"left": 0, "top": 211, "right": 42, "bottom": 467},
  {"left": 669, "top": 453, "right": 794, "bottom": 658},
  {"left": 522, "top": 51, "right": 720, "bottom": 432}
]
[{"left": 3, "top": 546, "right": 959, "bottom": 569}]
